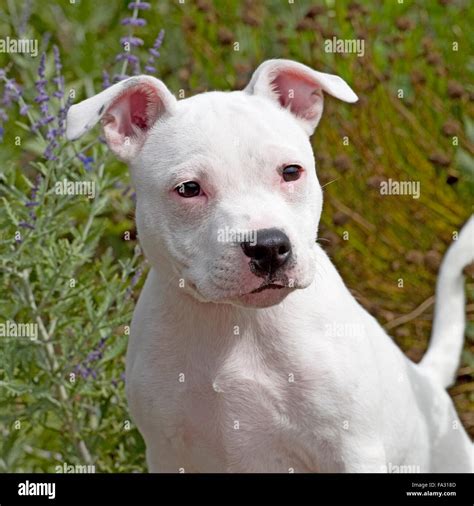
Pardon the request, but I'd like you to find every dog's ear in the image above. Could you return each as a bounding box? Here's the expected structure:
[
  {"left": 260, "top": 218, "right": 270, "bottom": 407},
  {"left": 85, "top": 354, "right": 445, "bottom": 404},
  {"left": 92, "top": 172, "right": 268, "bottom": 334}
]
[
  {"left": 244, "top": 59, "right": 358, "bottom": 135},
  {"left": 66, "top": 76, "right": 176, "bottom": 161}
]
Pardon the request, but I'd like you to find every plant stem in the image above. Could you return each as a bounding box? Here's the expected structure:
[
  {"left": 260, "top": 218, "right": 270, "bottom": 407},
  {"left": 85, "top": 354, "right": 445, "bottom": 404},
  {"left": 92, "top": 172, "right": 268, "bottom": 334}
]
[{"left": 21, "top": 269, "right": 93, "bottom": 465}]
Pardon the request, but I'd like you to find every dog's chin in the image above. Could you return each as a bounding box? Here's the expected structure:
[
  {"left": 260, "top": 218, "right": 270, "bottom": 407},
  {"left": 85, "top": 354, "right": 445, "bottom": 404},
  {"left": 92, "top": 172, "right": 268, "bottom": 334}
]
[
  {"left": 187, "top": 281, "right": 296, "bottom": 308},
  {"left": 188, "top": 270, "right": 315, "bottom": 307},
  {"left": 231, "top": 286, "right": 295, "bottom": 308}
]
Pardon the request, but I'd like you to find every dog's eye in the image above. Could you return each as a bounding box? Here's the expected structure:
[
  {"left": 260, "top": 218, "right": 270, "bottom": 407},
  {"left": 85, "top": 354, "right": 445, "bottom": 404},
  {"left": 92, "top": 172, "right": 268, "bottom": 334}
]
[
  {"left": 175, "top": 181, "right": 201, "bottom": 198},
  {"left": 282, "top": 165, "right": 302, "bottom": 182}
]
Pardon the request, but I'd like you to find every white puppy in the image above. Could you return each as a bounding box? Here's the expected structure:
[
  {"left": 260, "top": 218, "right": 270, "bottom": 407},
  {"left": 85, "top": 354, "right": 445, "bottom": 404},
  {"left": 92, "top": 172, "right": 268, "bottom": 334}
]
[{"left": 67, "top": 59, "right": 473, "bottom": 473}]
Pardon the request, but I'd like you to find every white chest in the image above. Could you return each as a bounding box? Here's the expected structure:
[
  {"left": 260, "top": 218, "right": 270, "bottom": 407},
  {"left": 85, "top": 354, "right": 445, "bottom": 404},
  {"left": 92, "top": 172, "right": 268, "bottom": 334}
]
[{"left": 130, "top": 335, "right": 321, "bottom": 472}]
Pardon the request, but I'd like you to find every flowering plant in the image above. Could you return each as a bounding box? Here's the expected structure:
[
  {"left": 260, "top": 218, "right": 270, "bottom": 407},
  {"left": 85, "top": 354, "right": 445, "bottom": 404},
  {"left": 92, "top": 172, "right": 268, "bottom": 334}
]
[{"left": 0, "top": 1, "right": 163, "bottom": 472}]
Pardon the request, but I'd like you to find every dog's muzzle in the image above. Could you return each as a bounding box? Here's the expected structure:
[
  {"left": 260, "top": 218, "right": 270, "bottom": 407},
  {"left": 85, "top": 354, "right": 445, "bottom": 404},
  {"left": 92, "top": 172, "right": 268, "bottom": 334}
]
[{"left": 241, "top": 228, "right": 292, "bottom": 278}]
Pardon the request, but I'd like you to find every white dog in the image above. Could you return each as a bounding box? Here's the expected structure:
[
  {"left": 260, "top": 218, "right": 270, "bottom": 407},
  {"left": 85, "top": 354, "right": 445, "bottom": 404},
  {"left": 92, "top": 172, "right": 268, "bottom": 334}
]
[{"left": 67, "top": 59, "right": 473, "bottom": 473}]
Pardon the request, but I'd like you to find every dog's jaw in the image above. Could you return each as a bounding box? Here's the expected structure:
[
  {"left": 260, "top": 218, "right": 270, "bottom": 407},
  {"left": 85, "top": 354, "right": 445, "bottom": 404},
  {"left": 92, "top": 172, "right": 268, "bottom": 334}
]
[{"left": 230, "top": 285, "right": 295, "bottom": 308}]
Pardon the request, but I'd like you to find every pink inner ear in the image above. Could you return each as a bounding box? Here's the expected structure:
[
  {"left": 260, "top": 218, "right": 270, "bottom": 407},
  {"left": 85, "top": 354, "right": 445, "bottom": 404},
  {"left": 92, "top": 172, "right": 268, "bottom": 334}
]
[
  {"left": 129, "top": 90, "right": 149, "bottom": 130},
  {"left": 104, "top": 83, "right": 161, "bottom": 139},
  {"left": 271, "top": 70, "right": 322, "bottom": 121},
  {"left": 101, "top": 83, "right": 162, "bottom": 159}
]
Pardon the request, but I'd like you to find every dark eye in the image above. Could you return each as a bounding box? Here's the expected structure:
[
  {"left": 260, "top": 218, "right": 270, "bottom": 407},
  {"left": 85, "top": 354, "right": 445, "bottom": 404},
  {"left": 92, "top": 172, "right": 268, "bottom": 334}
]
[
  {"left": 175, "top": 181, "right": 201, "bottom": 198},
  {"left": 282, "top": 165, "right": 302, "bottom": 182}
]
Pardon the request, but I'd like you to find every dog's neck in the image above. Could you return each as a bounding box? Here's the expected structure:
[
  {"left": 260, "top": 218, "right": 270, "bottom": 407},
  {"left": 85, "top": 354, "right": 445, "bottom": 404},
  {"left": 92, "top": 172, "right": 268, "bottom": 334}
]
[
  {"left": 144, "top": 261, "right": 312, "bottom": 350},
  {"left": 139, "top": 245, "right": 339, "bottom": 359}
]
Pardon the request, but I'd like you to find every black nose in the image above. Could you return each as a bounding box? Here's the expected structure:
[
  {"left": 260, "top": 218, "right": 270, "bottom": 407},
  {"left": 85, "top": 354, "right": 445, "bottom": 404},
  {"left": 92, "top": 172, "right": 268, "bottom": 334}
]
[{"left": 241, "top": 228, "right": 292, "bottom": 276}]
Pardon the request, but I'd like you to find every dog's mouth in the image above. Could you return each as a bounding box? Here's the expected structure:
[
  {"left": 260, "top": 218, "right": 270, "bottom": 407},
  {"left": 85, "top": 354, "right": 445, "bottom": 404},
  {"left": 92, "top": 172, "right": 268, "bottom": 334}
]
[{"left": 250, "top": 283, "right": 286, "bottom": 294}]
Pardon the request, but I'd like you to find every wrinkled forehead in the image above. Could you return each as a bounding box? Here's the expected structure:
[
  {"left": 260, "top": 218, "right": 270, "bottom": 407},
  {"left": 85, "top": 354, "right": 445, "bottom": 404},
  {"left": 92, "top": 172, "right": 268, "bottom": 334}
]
[{"left": 143, "top": 91, "right": 313, "bottom": 170}]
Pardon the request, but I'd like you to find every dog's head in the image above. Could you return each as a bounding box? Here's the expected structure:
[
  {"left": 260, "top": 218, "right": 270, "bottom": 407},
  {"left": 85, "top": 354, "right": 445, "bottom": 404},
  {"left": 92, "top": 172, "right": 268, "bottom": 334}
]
[{"left": 67, "top": 59, "right": 357, "bottom": 308}]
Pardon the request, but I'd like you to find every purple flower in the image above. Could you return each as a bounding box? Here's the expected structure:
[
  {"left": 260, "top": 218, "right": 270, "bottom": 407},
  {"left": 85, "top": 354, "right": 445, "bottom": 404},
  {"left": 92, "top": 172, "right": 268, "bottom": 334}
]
[
  {"left": 111, "top": 2, "right": 163, "bottom": 78},
  {"left": 120, "top": 36, "right": 144, "bottom": 48},
  {"left": 18, "top": 0, "right": 32, "bottom": 34},
  {"left": 112, "top": 371, "right": 126, "bottom": 387},
  {"left": 125, "top": 266, "right": 143, "bottom": 299},
  {"left": 53, "top": 46, "right": 62, "bottom": 72},
  {"left": 31, "top": 174, "right": 42, "bottom": 199},
  {"left": 34, "top": 94, "right": 49, "bottom": 104},
  {"left": 34, "top": 47, "right": 70, "bottom": 159},
  {"left": 0, "top": 71, "right": 21, "bottom": 137},
  {"left": 4, "top": 79, "right": 22, "bottom": 103},
  {"left": 145, "top": 30, "right": 164, "bottom": 75},
  {"left": 74, "top": 364, "right": 96, "bottom": 380},
  {"left": 131, "top": 268, "right": 143, "bottom": 287},
  {"left": 115, "top": 54, "right": 140, "bottom": 65},
  {"left": 1, "top": 77, "right": 23, "bottom": 134},
  {"left": 56, "top": 96, "right": 72, "bottom": 139},
  {"left": 86, "top": 349, "right": 103, "bottom": 362},
  {"left": 52, "top": 46, "right": 64, "bottom": 100},
  {"left": 36, "top": 54, "right": 46, "bottom": 85},
  {"left": 33, "top": 53, "right": 55, "bottom": 132},
  {"left": 121, "top": 17, "right": 147, "bottom": 27},
  {"left": 21, "top": 174, "right": 42, "bottom": 227},
  {"left": 152, "top": 29, "right": 165, "bottom": 51},
  {"left": 46, "top": 128, "right": 59, "bottom": 140},
  {"left": 102, "top": 71, "right": 111, "bottom": 90},
  {"left": 128, "top": 1, "right": 150, "bottom": 9},
  {"left": 115, "top": 29, "right": 143, "bottom": 76},
  {"left": 77, "top": 152, "right": 94, "bottom": 171},
  {"left": 43, "top": 142, "right": 58, "bottom": 161},
  {"left": 19, "top": 221, "right": 35, "bottom": 230},
  {"left": 73, "top": 335, "right": 109, "bottom": 380}
]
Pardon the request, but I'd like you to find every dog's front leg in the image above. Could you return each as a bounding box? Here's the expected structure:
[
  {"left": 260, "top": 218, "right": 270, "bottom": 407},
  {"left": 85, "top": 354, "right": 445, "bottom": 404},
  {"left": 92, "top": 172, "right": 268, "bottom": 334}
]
[
  {"left": 146, "top": 442, "right": 171, "bottom": 473},
  {"left": 339, "top": 439, "right": 387, "bottom": 473},
  {"left": 145, "top": 436, "right": 189, "bottom": 473}
]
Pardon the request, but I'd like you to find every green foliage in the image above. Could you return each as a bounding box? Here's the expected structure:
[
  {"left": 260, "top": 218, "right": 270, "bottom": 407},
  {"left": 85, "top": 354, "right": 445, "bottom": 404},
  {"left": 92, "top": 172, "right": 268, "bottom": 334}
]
[{"left": 0, "top": 109, "right": 146, "bottom": 472}]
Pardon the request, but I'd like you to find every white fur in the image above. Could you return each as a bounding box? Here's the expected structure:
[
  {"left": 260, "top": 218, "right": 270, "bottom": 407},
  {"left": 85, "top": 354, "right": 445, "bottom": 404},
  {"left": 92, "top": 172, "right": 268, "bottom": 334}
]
[{"left": 67, "top": 60, "right": 473, "bottom": 473}]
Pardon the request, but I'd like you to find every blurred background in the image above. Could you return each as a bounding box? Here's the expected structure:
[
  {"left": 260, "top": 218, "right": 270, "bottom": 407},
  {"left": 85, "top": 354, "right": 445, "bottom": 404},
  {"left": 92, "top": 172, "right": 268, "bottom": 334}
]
[{"left": 0, "top": 0, "right": 473, "bottom": 471}]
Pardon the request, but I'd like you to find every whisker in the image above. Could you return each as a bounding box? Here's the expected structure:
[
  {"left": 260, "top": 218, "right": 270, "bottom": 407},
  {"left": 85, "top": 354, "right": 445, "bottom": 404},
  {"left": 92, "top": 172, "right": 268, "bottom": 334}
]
[{"left": 321, "top": 177, "right": 341, "bottom": 188}]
